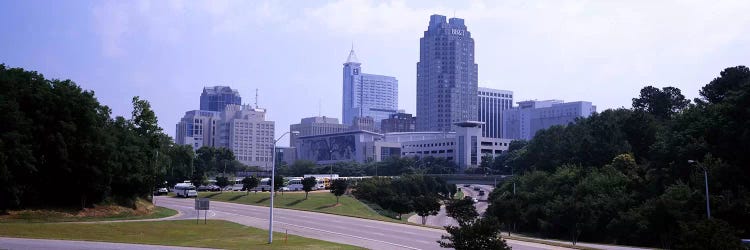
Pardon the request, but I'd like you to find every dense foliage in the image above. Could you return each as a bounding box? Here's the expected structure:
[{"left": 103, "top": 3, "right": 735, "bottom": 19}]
[
  {"left": 486, "top": 66, "right": 750, "bottom": 249},
  {"left": 353, "top": 175, "right": 452, "bottom": 220},
  {"left": 0, "top": 65, "right": 169, "bottom": 210},
  {"left": 438, "top": 217, "right": 511, "bottom": 250}
]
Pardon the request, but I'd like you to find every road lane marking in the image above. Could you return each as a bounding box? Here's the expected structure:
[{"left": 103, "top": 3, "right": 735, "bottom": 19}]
[{"left": 213, "top": 209, "right": 423, "bottom": 250}]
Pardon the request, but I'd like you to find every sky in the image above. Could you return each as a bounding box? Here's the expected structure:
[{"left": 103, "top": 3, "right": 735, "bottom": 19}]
[{"left": 1, "top": 0, "right": 749, "bottom": 146}]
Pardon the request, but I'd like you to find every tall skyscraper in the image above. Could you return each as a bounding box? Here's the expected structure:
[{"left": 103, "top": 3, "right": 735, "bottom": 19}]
[
  {"left": 200, "top": 86, "right": 241, "bottom": 112},
  {"left": 342, "top": 47, "right": 399, "bottom": 129},
  {"left": 417, "top": 14, "right": 478, "bottom": 132},
  {"left": 478, "top": 87, "right": 513, "bottom": 138}
]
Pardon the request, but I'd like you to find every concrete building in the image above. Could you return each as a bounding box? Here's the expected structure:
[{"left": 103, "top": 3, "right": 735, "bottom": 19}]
[
  {"left": 417, "top": 14, "right": 478, "bottom": 132},
  {"left": 176, "top": 104, "right": 275, "bottom": 169},
  {"left": 381, "top": 111, "right": 416, "bottom": 133},
  {"left": 342, "top": 47, "right": 399, "bottom": 129},
  {"left": 295, "top": 130, "right": 383, "bottom": 165},
  {"left": 175, "top": 110, "right": 220, "bottom": 149},
  {"left": 295, "top": 121, "right": 510, "bottom": 169},
  {"left": 478, "top": 87, "right": 513, "bottom": 138},
  {"left": 275, "top": 147, "right": 297, "bottom": 166},
  {"left": 200, "top": 86, "right": 241, "bottom": 112},
  {"left": 503, "top": 100, "right": 597, "bottom": 140},
  {"left": 399, "top": 121, "right": 510, "bottom": 168},
  {"left": 289, "top": 116, "right": 349, "bottom": 147},
  {"left": 220, "top": 105, "right": 275, "bottom": 168}
]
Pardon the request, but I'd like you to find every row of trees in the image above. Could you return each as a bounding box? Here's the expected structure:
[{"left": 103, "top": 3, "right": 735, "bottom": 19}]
[
  {"left": 277, "top": 156, "right": 458, "bottom": 178},
  {"left": 485, "top": 66, "right": 750, "bottom": 249},
  {"left": 0, "top": 65, "right": 169, "bottom": 210},
  {"left": 353, "top": 175, "right": 455, "bottom": 223}
]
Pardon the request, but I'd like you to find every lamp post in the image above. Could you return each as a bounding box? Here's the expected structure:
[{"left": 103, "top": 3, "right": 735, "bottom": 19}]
[
  {"left": 688, "top": 160, "right": 711, "bottom": 219},
  {"left": 269, "top": 131, "right": 298, "bottom": 244}
]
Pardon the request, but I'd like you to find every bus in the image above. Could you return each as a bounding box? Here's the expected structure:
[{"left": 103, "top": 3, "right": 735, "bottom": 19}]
[
  {"left": 174, "top": 182, "right": 197, "bottom": 198},
  {"left": 286, "top": 177, "right": 304, "bottom": 191}
]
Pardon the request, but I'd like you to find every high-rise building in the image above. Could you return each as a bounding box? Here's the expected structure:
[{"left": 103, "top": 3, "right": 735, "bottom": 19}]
[
  {"left": 381, "top": 111, "right": 416, "bottom": 133},
  {"left": 478, "top": 87, "right": 513, "bottom": 138},
  {"left": 219, "top": 105, "right": 275, "bottom": 168},
  {"left": 176, "top": 104, "right": 275, "bottom": 170},
  {"left": 175, "top": 110, "right": 220, "bottom": 149},
  {"left": 289, "top": 116, "right": 349, "bottom": 147},
  {"left": 417, "top": 14, "right": 478, "bottom": 132},
  {"left": 200, "top": 86, "right": 242, "bottom": 112},
  {"left": 503, "top": 100, "right": 597, "bottom": 140},
  {"left": 342, "top": 47, "right": 399, "bottom": 129}
]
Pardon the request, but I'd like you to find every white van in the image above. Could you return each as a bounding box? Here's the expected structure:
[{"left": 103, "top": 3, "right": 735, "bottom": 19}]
[{"left": 174, "top": 183, "right": 198, "bottom": 198}]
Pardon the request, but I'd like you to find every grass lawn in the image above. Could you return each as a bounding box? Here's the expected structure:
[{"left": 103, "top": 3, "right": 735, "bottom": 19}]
[
  {"left": 199, "top": 191, "right": 407, "bottom": 223},
  {"left": 0, "top": 219, "right": 362, "bottom": 250},
  {"left": 0, "top": 207, "right": 177, "bottom": 223},
  {"left": 454, "top": 189, "right": 465, "bottom": 199}
]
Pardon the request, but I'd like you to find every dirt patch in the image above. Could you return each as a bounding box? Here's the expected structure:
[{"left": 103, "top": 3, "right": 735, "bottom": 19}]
[{"left": 1, "top": 198, "right": 156, "bottom": 222}]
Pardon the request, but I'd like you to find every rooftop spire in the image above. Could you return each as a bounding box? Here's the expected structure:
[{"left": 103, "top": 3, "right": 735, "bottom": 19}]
[{"left": 345, "top": 43, "right": 360, "bottom": 64}]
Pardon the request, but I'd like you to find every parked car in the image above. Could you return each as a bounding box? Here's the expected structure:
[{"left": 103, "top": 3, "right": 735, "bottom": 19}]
[
  {"left": 478, "top": 190, "right": 485, "bottom": 196},
  {"left": 472, "top": 197, "right": 479, "bottom": 203},
  {"left": 463, "top": 184, "right": 470, "bottom": 187},
  {"left": 153, "top": 187, "right": 168, "bottom": 196},
  {"left": 473, "top": 187, "right": 480, "bottom": 191},
  {"left": 207, "top": 185, "right": 221, "bottom": 191}
]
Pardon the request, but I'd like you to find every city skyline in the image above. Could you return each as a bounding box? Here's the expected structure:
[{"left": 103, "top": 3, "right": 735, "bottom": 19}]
[{"left": 2, "top": 1, "right": 749, "bottom": 145}]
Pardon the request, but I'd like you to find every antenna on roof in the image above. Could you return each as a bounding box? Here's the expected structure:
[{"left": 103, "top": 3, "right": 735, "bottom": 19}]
[
  {"left": 255, "top": 88, "right": 259, "bottom": 109},
  {"left": 318, "top": 99, "right": 322, "bottom": 117}
]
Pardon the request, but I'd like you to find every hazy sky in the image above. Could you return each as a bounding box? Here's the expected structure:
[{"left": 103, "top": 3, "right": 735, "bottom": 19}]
[{"left": 2, "top": 0, "right": 749, "bottom": 146}]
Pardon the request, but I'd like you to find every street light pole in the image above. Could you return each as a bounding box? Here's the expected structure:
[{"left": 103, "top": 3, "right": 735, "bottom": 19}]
[
  {"left": 688, "top": 160, "right": 711, "bottom": 219},
  {"left": 269, "top": 131, "right": 298, "bottom": 244}
]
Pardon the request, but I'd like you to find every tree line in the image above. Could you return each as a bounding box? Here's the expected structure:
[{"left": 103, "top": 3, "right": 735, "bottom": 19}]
[
  {"left": 0, "top": 65, "right": 168, "bottom": 210},
  {"left": 0, "top": 65, "right": 262, "bottom": 211},
  {"left": 484, "top": 66, "right": 750, "bottom": 249},
  {"left": 353, "top": 175, "right": 455, "bottom": 223}
]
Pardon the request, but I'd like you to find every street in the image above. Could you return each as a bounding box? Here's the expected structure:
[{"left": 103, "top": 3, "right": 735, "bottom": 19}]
[
  {"left": 408, "top": 184, "right": 493, "bottom": 228},
  {"left": 156, "top": 196, "right": 566, "bottom": 250}
]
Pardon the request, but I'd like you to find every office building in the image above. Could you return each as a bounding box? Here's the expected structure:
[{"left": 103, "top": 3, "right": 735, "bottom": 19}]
[
  {"left": 417, "top": 14, "right": 478, "bottom": 132},
  {"left": 175, "top": 110, "right": 220, "bottom": 149},
  {"left": 176, "top": 104, "right": 275, "bottom": 170},
  {"left": 200, "top": 86, "right": 242, "bottom": 112},
  {"left": 295, "top": 121, "right": 510, "bottom": 168},
  {"left": 478, "top": 87, "right": 513, "bottom": 138},
  {"left": 220, "top": 105, "right": 275, "bottom": 168},
  {"left": 289, "top": 116, "right": 349, "bottom": 147},
  {"left": 342, "top": 47, "right": 399, "bottom": 129},
  {"left": 381, "top": 111, "right": 417, "bottom": 133},
  {"left": 503, "top": 100, "right": 596, "bottom": 140}
]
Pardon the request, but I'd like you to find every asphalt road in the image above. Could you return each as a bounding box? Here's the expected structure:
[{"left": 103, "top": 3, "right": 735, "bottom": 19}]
[
  {"left": 155, "top": 196, "right": 567, "bottom": 250},
  {"left": 408, "top": 184, "right": 493, "bottom": 228}
]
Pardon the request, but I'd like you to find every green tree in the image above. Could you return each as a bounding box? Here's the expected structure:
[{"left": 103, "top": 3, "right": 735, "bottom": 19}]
[
  {"left": 215, "top": 176, "right": 230, "bottom": 193},
  {"left": 446, "top": 197, "right": 478, "bottom": 225},
  {"left": 438, "top": 217, "right": 511, "bottom": 250},
  {"left": 242, "top": 176, "right": 259, "bottom": 195},
  {"left": 632, "top": 86, "right": 690, "bottom": 120},
  {"left": 675, "top": 219, "right": 744, "bottom": 250},
  {"left": 413, "top": 195, "right": 441, "bottom": 225},
  {"left": 302, "top": 176, "right": 316, "bottom": 199},
  {"left": 330, "top": 178, "right": 348, "bottom": 204},
  {"left": 289, "top": 160, "right": 315, "bottom": 177}
]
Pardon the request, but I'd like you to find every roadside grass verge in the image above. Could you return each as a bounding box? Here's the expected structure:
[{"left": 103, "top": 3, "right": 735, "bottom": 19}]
[
  {"left": 454, "top": 189, "right": 464, "bottom": 199},
  {"left": 198, "top": 191, "right": 406, "bottom": 223},
  {"left": 0, "top": 219, "right": 362, "bottom": 250},
  {"left": 504, "top": 235, "right": 602, "bottom": 250},
  {"left": 0, "top": 199, "right": 177, "bottom": 223}
]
